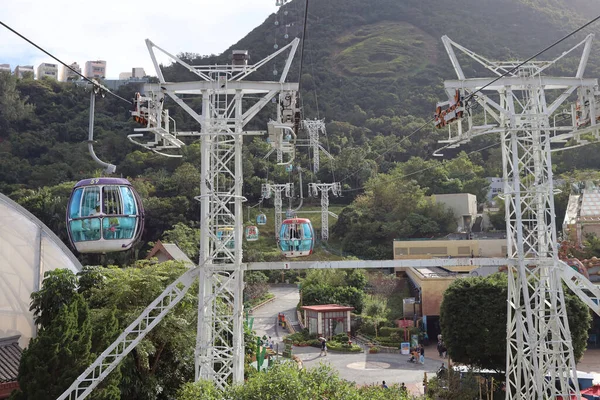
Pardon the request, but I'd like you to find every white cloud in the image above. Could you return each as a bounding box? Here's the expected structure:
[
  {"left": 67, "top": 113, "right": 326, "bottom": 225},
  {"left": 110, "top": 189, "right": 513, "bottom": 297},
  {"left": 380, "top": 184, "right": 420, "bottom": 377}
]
[{"left": 0, "top": 0, "right": 280, "bottom": 78}]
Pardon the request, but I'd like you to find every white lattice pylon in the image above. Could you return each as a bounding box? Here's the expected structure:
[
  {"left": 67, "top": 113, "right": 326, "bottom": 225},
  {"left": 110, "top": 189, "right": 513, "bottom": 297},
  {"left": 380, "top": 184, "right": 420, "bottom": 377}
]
[
  {"left": 308, "top": 182, "right": 341, "bottom": 240},
  {"left": 262, "top": 183, "right": 292, "bottom": 239},
  {"left": 303, "top": 119, "right": 324, "bottom": 173},
  {"left": 436, "top": 34, "right": 600, "bottom": 399},
  {"left": 146, "top": 38, "right": 299, "bottom": 389}
]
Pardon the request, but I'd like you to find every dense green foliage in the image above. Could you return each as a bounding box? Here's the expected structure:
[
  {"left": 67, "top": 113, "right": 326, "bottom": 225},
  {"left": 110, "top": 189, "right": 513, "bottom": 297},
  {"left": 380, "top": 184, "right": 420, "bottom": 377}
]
[
  {"left": 333, "top": 174, "right": 457, "bottom": 259},
  {"left": 13, "top": 263, "right": 198, "bottom": 399},
  {"left": 12, "top": 294, "right": 96, "bottom": 400},
  {"left": 440, "top": 274, "right": 591, "bottom": 372},
  {"left": 178, "top": 362, "right": 411, "bottom": 399},
  {"left": 300, "top": 269, "right": 368, "bottom": 312}
]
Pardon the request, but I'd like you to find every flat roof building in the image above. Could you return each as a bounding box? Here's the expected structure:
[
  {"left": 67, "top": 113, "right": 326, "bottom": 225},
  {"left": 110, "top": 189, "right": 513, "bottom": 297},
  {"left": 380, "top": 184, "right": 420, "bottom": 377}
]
[
  {"left": 14, "top": 65, "right": 34, "bottom": 79},
  {"left": 84, "top": 60, "right": 106, "bottom": 79},
  {"left": 37, "top": 63, "right": 58, "bottom": 80},
  {"left": 61, "top": 62, "right": 81, "bottom": 81}
]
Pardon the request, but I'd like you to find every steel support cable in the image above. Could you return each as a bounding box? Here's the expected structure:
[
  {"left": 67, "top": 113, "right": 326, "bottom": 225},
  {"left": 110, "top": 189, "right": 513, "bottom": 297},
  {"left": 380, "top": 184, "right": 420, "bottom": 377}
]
[
  {"left": 0, "top": 20, "right": 132, "bottom": 105},
  {"left": 337, "top": 13, "right": 600, "bottom": 187}
]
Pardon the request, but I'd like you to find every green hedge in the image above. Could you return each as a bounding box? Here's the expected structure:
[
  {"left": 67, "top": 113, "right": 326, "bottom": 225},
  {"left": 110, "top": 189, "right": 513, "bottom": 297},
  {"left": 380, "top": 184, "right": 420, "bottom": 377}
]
[{"left": 379, "top": 327, "right": 401, "bottom": 337}]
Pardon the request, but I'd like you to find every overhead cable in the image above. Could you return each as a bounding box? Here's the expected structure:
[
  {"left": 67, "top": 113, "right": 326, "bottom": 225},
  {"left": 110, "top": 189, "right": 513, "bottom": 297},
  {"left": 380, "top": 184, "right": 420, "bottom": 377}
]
[{"left": 0, "top": 20, "right": 132, "bottom": 104}]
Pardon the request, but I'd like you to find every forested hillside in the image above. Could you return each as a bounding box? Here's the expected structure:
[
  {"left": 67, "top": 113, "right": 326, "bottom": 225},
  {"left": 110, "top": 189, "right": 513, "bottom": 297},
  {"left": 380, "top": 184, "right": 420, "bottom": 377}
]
[{"left": 2, "top": 0, "right": 600, "bottom": 260}]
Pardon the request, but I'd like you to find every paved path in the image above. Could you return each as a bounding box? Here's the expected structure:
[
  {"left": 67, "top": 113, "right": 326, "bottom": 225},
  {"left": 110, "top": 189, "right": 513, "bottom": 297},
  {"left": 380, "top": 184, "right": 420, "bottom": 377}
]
[
  {"left": 251, "top": 285, "right": 437, "bottom": 395},
  {"left": 251, "top": 285, "right": 299, "bottom": 350},
  {"left": 292, "top": 346, "right": 438, "bottom": 394}
]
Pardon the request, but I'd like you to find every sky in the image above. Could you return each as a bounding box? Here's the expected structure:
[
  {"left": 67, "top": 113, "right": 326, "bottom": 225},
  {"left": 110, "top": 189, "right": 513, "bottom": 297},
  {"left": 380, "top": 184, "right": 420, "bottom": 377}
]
[{"left": 0, "top": 0, "right": 280, "bottom": 79}]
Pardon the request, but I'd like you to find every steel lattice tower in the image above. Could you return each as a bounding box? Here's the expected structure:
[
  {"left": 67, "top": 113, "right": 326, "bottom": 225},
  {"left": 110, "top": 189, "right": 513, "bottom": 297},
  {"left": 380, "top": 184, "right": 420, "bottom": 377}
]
[
  {"left": 262, "top": 183, "right": 292, "bottom": 239},
  {"left": 436, "top": 34, "right": 600, "bottom": 399},
  {"left": 309, "top": 182, "right": 341, "bottom": 240}
]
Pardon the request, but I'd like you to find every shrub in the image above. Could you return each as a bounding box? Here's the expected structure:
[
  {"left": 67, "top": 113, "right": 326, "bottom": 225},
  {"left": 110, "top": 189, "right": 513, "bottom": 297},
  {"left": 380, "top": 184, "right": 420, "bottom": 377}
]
[
  {"left": 332, "top": 333, "right": 349, "bottom": 343},
  {"left": 379, "top": 327, "right": 401, "bottom": 337},
  {"left": 326, "top": 341, "right": 362, "bottom": 352}
]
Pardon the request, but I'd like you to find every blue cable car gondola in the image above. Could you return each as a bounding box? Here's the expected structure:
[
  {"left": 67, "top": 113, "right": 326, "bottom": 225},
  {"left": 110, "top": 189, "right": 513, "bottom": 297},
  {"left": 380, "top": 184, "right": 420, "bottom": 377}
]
[
  {"left": 217, "top": 227, "right": 235, "bottom": 250},
  {"left": 278, "top": 218, "right": 314, "bottom": 258},
  {"left": 245, "top": 225, "right": 259, "bottom": 241},
  {"left": 256, "top": 213, "right": 267, "bottom": 225},
  {"left": 66, "top": 178, "right": 144, "bottom": 253}
]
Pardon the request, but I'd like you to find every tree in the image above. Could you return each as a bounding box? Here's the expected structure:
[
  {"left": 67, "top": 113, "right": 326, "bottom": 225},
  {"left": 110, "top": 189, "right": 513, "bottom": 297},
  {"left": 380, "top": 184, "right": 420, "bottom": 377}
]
[
  {"left": 0, "top": 71, "right": 33, "bottom": 133},
  {"left": 440, "top": 273, "right": 591, "bottom": 372},
  {"left": 302, "top": 284, "right": 364, "bottom": 313},
  {"left": 30, "top": 269, "right": 79, "bottom": 328},
  {"left": 363, "top": 295, "right": 389, "bottom": 337},
  {"left": 333, "top": 175, "right": 456, "bottom": 259},
  {"left": 14, "top": 263, "right": 195, "bottom": 400},
  {"left": 14, "top": 294, "right": 92, "bottom": 400},
  {"left": 159, "top": 222, "right": 201, "bottom": 262}
]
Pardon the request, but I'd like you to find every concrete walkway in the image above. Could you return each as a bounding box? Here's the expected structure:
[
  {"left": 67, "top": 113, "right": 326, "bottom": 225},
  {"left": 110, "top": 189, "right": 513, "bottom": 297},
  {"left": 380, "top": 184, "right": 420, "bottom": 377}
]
[
  {"left": 251, "top": 284, "right": 299, "bottom": 351},
  {"left": 252, "top": 285, "right": 436, "bottom": 395}
]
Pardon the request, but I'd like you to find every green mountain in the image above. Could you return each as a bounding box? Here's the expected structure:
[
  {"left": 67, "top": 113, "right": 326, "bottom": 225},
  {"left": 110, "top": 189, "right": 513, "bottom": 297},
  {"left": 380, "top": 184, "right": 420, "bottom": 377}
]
[
  {"left": 162, "top": 0, "right": 600, "bottom": 183},
  {"left": 2, "top": 0, "right": 600, "bottom": 261}
]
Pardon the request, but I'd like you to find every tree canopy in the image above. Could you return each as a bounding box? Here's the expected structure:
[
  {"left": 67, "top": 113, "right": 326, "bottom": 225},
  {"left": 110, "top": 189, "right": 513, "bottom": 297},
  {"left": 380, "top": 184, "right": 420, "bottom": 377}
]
[
  {"left": 12, "top": 262, "right": 197, "bottom": 400},
  {"left": 440, "top": 273, "right": 591, "bottom": 372}
]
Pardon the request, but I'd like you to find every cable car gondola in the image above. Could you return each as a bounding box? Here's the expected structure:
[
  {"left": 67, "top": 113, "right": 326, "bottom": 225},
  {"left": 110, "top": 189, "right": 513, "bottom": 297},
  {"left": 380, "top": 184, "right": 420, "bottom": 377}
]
[
  {"left": 67, "top": 178, "right": 144, "bottom": 253},
  {"left": 278, "top": 218, "right": 314, "bottom": 258},
  {"left": 217, "top": 227, "right": 235, "bottom": 250},
  {"left": 245, "top": 225, "right": 259, "bottom": 241},
  {"left": 256, "top": 213, "right": 267, "bottom": 225}
]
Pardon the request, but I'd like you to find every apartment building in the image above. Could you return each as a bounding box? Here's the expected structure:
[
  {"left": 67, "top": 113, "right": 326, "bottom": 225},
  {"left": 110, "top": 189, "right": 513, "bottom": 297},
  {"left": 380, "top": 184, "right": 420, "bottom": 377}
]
[
  {"left": 61, "top": 62, "right": 81, "bottom": 81},
  {"left": 37, "top": 63, "right": 59, "bottom": 80},
  {"left": 14, "top": 65, "right": 34, "bottom": 79},
  {"left": 84, "top": 60, "right": 106, "bottom": 79}
]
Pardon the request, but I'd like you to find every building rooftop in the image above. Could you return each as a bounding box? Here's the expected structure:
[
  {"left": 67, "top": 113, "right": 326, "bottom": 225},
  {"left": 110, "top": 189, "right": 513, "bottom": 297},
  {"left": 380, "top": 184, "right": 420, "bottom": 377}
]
[
  {"left": 301, "top": 304, "right": 355, "bottom": 312},
  {"left": 146, "top": 240, "right": 195, "bottom": 267},
  {"left": 580, "top": 190, "right": 600, "bottom": 217},
  {"left": 0, "top": 335, "right": 21, "bottom": 383},
  {"left": 412, "top": 267, "right": 466, "bottom": 279}
]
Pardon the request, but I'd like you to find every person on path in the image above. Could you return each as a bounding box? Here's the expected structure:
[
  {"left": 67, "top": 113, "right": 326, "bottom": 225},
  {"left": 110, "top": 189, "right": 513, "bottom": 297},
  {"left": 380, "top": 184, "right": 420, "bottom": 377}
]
[
  {"left": 419, "top": 343, "right": 425, "bottom": 364},
  {"left": 381, "top": 381, "right": 388, "bottom": 389},
  {"left": 319, "top": 337, "right": 327, "bottom": 356},
  {"left": 400, "top": 382, "right": 407, "bottom": 394}
]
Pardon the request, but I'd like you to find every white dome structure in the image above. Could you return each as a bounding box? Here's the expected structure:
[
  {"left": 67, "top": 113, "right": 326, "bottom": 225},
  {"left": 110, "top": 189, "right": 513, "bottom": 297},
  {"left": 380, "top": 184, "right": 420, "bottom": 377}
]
[{"left": 0, "top": 194, "right": 81, "bottom": 348}]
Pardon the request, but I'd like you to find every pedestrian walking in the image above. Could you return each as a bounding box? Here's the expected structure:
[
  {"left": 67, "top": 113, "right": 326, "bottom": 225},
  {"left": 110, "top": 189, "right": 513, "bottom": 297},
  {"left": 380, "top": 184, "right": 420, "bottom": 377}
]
[
  {"left": 419, "top": 343, "right": 425, "bottom": 364},
  {"left": 319, "top": 337, "right": 327, "bottom": 356},
  {"left": 381, "top": 380, "right": 388, "bottom": 389}
]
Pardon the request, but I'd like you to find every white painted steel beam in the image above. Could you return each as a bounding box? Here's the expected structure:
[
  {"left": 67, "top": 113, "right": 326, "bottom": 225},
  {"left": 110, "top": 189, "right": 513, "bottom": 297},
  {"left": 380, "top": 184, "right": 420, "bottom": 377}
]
[
  {"left": 247, "top": 257, "right": 514, "bottom": 271},
  {"left": 444, "top": 77, "right": 597, "bottom": 91},
  {"left": 144, "top": 81, "right": 299, "bottom": 94}
]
